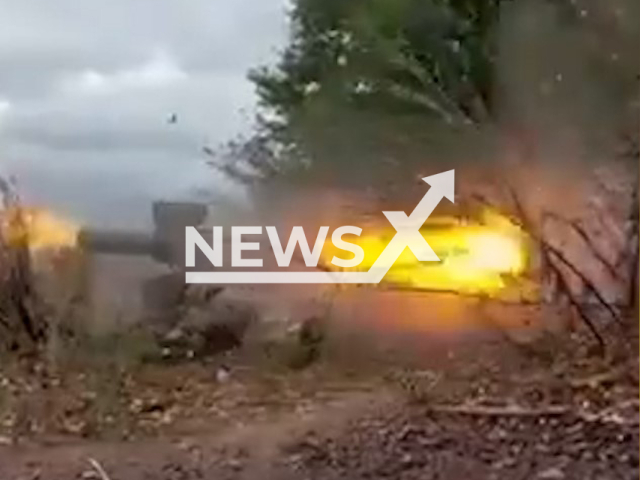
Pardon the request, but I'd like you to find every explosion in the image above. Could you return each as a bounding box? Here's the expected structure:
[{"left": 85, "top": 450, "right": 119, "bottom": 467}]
[
  {"left": 322, "top": 208, "right": 531, "bottom": 297},
  {"left": 1, "top": 206, "right": 78, "bottom": 251}
]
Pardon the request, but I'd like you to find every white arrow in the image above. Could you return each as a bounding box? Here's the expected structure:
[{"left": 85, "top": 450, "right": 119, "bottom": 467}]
[
  {"left": 384, "top": 170, "right": 455, "bottom": 229},
  {"left": 366, "top": 169, "right": 455, "bottom": 281}
]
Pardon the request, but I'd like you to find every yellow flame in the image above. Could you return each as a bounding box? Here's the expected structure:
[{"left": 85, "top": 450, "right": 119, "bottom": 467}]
[
  {"left": 322, "top": 208, "right": 530, "bottom": 296},
  {"left": 1, "top": 206, "right": 77, "bottom": 251}
]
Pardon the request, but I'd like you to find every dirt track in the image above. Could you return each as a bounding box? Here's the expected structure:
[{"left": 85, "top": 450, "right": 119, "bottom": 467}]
[
  {"left": 1, "top": 382, "right": 638, "bottom": 480},
  {"left": 0, "top": 300, "right": 637, "bottom": 480}
]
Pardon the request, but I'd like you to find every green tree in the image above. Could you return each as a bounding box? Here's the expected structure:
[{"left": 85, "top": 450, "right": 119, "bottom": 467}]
[
  {"left": 209, "top": 0, "right": 638, "bottom": 188},
  {"left": 209, "top": 0, "right": 505, "bottom": 187}
]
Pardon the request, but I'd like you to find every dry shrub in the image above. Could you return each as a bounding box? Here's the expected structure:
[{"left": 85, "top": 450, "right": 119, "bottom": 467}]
[
  {"left": 0, "top": 178, "right": 150, "bottom": 367},
  {"left": 0, "top": 180, "right": 48, "bottom": 355}
]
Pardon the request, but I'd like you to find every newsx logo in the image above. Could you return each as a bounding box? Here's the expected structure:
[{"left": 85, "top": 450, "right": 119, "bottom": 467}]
[
  {"left": 187, "top": 225, "right": 364, "bottom": 269},
  {"left": 185, "top": 170, "right": 454, "bottom": 284}
]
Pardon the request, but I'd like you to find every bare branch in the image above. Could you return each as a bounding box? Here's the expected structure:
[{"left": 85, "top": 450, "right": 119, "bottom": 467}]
[
  {"left": 87, "top": 458, "right": 112, "bottom": 480},
  {"left": 472, "top": 188, "right": 610, "bottom": 349},
  {"left": 547, "top": 257, "right": 605, "bottom": 351},
  {"left": 502, "top": 186, "right": 622, "bottom": 328},
  {"left": 542, "top": 211, "right": 619, "bottom": 281},
  {"left": 429, "top": 404, "right": 571, "bottom": 417}
]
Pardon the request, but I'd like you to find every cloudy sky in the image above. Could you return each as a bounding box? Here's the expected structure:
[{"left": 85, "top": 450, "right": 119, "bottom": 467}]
[{"left": 0, "top": 0, "right": 289, "bottom": 228}]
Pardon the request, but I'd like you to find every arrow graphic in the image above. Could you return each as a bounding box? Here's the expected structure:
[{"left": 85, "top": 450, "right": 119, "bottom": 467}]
[{"left": 383, "top": 170, "right": 455, "bottom": 228}]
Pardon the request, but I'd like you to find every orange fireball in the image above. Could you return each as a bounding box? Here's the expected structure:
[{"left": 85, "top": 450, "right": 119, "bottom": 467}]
[
  {"left": 322, "top": 208, "right": 533, "bottom": 297},
  {"left": 1, "top": 206, "right": 77, "bottom": 251}
]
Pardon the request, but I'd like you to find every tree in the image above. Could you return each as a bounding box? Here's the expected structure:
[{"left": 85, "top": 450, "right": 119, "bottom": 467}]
[
  {"left": 209, "top": 0, "right": 506, "bottom": 187},
  {"left": 209, "top": 0, "right": 637, "bottom": 190}
]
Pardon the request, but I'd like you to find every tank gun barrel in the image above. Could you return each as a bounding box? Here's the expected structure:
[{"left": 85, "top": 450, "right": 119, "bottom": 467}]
[
  {"left": 77, "top": 229, "right": 158, "bottom": 256},
  {"left": 77, "top": 201, "right": 209, "bottom": 266}
]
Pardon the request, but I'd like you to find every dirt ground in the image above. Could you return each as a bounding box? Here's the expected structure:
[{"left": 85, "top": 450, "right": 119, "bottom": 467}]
[
  {"left": 0, "top": 314, "right": 638, "bottom": 480},
  {"left": 0, "top": 389, "right": 637, "bottom": 480}
]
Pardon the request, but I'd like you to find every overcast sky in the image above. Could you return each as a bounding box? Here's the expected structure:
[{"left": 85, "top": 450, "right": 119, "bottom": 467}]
[{"left": 0, "top": 0, "right": 289, "bottom": 228}]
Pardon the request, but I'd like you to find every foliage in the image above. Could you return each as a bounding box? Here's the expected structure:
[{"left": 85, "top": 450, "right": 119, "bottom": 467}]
[
  {"left": 253, "top": 0, "right": 501, "bottom": 122},
  {"left": 211, "top": 0, "right": 507, "bottom": 186},
  {"left": 211, "top": 0, "right": 638, "bottom": 187}
]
